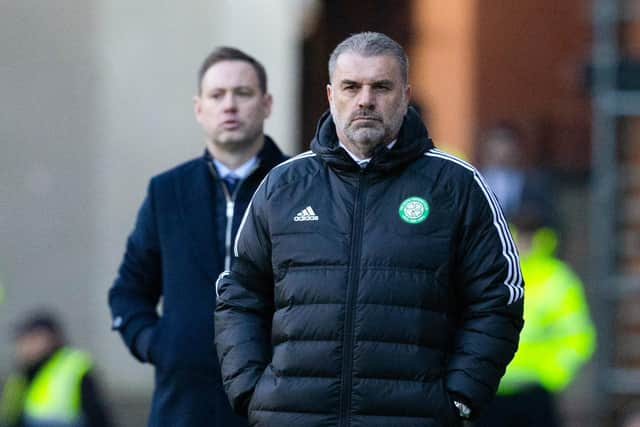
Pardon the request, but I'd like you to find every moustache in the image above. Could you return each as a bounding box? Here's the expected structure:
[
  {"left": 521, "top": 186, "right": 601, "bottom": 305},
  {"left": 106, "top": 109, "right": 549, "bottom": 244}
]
[{"left": 348, "top": 111, "right": 382, "bottom": 124}]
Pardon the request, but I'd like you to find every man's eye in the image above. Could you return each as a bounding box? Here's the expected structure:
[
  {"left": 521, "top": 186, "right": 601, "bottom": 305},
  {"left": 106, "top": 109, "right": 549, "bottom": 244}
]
[
  {"left": 236, "top": 88, "right": 254, "bottom": 97},
  {"left": 211, "top": 92, "right": 224, "bottom": 99}
]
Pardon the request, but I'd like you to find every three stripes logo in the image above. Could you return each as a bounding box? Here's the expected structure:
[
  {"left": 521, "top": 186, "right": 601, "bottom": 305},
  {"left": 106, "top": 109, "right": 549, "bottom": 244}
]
[{"left": 293, "top": 206, "right": 319, "bottom": 222}]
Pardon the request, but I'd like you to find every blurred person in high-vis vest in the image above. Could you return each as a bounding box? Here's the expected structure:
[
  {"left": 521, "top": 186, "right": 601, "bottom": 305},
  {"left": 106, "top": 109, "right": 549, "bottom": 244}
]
[
  {"left": 0, "top": 311, "right": 114, "bottom": 427},
  {"left": 475, "top": 204, "right": 596, "bottom": 427}
]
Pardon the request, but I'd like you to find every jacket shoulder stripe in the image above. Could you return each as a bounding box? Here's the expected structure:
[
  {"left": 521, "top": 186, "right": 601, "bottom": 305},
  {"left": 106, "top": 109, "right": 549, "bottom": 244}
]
[
  {"left": 233, "top": 151, "right": 317, "bottom": 257},
  {"left": 272, "top": 150, "right": 316, "bottom": 170},
  {"left": 472, "top": 173, "right": 523, "bottom": 304},
  {"left": 425, "top": 149, "right": 523, "bottom": 304}
]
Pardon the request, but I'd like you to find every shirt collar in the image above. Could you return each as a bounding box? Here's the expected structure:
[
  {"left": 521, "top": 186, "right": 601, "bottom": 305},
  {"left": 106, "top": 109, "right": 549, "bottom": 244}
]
[
  {"left": 339, "top": 140, "right": 397, "bottom": 168},
  {"left": 212, "top": 156, "right": 258, "bottom": 179}
]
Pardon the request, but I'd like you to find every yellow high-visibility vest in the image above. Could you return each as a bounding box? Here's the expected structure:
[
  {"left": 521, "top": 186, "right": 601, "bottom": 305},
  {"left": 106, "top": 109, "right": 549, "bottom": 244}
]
[
  {"left": 0, "top": 373, "right": 28, "bottom": 426},
  {"left": 498, "top": 227, "right": 596, "bottom": 395},
  {"left": 22, "top": 348, "right": 91, "bottom": 425}
]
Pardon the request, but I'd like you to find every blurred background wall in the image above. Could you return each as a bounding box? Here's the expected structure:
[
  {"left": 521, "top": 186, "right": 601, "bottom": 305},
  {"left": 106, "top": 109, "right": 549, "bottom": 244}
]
[{"left": 1, "top": 1, "right": 639, "bottom": 426}]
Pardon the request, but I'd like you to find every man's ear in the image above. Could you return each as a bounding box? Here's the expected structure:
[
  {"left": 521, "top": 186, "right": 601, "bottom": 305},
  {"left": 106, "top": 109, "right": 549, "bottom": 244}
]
[
  {"left": 263, "top": 93, "right": 273, "bottom": 119},
  {"left": 405, "top": 84, "right": 412, "bottom": 102},
  {"left": 193, "top": 95, "right": 202, "bottom": 122},
  {"left": 326, "top": 84, "right": 333, "bottom": 104}
]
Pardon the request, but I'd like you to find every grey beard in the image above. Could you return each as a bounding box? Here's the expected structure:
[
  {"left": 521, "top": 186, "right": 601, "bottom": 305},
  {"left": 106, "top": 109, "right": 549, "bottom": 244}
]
[{"left": 344, "top": 124, "right": 388, "bottom": 155}]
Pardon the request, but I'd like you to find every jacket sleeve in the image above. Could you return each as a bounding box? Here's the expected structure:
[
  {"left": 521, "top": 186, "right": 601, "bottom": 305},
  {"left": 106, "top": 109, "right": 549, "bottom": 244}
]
[
  {"left": 446, "top": 170, "right": 525, "bottom": 414},
  {"left": 215, "top": 178, "right": 274, "bottom": 416},
  {"left": 107, "top": 180, "right": 162, "bottom": 361}
]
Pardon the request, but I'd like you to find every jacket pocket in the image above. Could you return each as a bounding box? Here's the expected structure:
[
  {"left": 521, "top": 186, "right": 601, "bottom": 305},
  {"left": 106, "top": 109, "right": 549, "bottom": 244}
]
[
  {"left": 441, "top": 380, "right": 463, "bottom": 427},
  {"left": 148, "top": 319, "right": 166, "bottom": 368},
  {"left": 421, "top": 377, "right": 462, "bottom": 427}
]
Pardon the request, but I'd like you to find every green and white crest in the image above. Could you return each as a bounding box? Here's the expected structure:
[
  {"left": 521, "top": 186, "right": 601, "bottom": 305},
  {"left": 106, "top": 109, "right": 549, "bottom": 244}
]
[{"left": 399, "top": 197, "right": 430, "bottom": 224}]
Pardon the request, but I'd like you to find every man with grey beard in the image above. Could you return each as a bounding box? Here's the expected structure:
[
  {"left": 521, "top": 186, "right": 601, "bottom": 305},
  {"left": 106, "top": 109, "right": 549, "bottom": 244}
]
[{"left": 215, "top": 32, "right": 524, "bottom": 427}]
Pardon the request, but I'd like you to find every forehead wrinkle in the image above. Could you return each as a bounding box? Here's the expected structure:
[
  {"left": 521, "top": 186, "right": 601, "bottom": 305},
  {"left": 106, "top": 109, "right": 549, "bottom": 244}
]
[
  {"left": 337, "top": 79, "right": 396, "bottom": 90},
  {"left": 333, "top": 54, "right": 402, "bottom": 85}
]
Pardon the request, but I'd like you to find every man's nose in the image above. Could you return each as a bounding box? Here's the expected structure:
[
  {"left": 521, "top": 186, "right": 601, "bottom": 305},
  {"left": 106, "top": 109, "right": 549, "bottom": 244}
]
[
  {"left": 222, "top": 92, "right": 238, "bottom": 111},
  {"left": 357, "top": 86, "right": 374, "bottom": 109}
]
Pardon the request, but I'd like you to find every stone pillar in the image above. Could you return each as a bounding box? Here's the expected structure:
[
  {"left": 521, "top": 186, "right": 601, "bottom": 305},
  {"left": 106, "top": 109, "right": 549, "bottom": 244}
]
[{"left": 410, "top": 0, "right": 477, "bottom": 158}]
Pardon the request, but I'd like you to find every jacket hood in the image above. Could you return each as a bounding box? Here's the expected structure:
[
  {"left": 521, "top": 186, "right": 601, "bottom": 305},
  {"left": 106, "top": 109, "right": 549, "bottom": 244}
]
[{"left": 310, "top": 106, "right": 434, "bottom": 173}]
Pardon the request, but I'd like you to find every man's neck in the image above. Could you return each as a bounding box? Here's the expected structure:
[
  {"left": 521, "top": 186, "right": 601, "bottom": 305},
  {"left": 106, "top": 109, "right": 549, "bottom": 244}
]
[
  {"left": 339, "top": 140, "right": 372, "bottom": 160},
  {"left": 206, "top": 136, "right": 264, "bottom": 170},
  {"left": 340, "top": 139, "right": 398, "bottom": 162}
]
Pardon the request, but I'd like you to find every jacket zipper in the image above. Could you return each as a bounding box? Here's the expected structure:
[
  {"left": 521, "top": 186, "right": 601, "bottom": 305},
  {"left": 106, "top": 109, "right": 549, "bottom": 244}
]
[
  {"left": 223, "top": 195, "right": 234, "bottom": 271},
  {"left": 208, "top": 162, "right": 260, "bottom": 271},
  {"left": 339, "top": 170, "right": 368, "bottom": 427}
]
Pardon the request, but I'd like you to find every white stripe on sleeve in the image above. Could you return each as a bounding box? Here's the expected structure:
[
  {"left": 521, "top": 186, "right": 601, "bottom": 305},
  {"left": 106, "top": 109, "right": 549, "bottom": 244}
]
[{"left": 426, "top": 149, "right": 523, "bottom": 304}]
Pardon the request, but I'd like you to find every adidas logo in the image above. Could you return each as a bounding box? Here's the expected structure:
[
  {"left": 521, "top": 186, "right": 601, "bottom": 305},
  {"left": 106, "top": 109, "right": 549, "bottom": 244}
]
[{"left": 293, "top": 206, "right": 319, "bottom": 222}]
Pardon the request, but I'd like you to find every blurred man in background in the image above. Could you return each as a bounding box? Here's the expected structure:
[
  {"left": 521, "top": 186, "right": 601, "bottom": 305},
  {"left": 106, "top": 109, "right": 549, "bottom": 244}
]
[
  {"left": 108, "top": 47, "right": 286, "bottom": 427},
  {"left": 0, "top": 311, "right": 114, "bottom": 427},
  {"left": 475, "top": 203, "right": 596, "bottom": 427},
  {"left": 478, "top": 122, "right": 554, "bottom": 225}
]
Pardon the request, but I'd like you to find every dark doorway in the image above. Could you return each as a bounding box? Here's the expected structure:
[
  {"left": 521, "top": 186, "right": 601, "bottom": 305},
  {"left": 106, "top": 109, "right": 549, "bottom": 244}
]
[{"left": 300, "top": 0, "right": 413, "bottom": 151}]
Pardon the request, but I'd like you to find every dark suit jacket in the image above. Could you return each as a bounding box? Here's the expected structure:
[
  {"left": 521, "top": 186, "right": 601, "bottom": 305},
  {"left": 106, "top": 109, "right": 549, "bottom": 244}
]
[{"left": 108, "top": 137, "right": 286, "bottom": 427}]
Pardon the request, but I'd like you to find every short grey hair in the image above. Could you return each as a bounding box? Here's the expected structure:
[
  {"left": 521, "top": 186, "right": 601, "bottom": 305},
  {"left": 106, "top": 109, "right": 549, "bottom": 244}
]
[{"left": 328, "top": 32, "right": 409, "bottom": 84}]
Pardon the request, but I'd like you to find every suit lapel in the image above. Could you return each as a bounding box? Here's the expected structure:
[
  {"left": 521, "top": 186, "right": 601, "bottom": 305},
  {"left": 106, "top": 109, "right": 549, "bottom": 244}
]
[{"left": 176, "top": 160, "right": 222, "bottom": 283}]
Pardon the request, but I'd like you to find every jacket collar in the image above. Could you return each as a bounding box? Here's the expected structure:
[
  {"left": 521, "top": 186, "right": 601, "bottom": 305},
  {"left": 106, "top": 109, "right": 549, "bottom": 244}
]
[
  {"left": 310, "top": 107, "right": 434, "bottom": 174},
  {"left": 203, "top": 135, "right": 286, "bottom": 178},
  {"left": 180, "top": 136, "right": 286, "bottom": 283}
]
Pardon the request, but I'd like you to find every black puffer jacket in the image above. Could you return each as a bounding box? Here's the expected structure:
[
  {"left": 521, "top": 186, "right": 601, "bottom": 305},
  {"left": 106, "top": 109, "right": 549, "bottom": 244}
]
[{"left": 215, "top": 109, "right": 524, "bottom": 427}]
